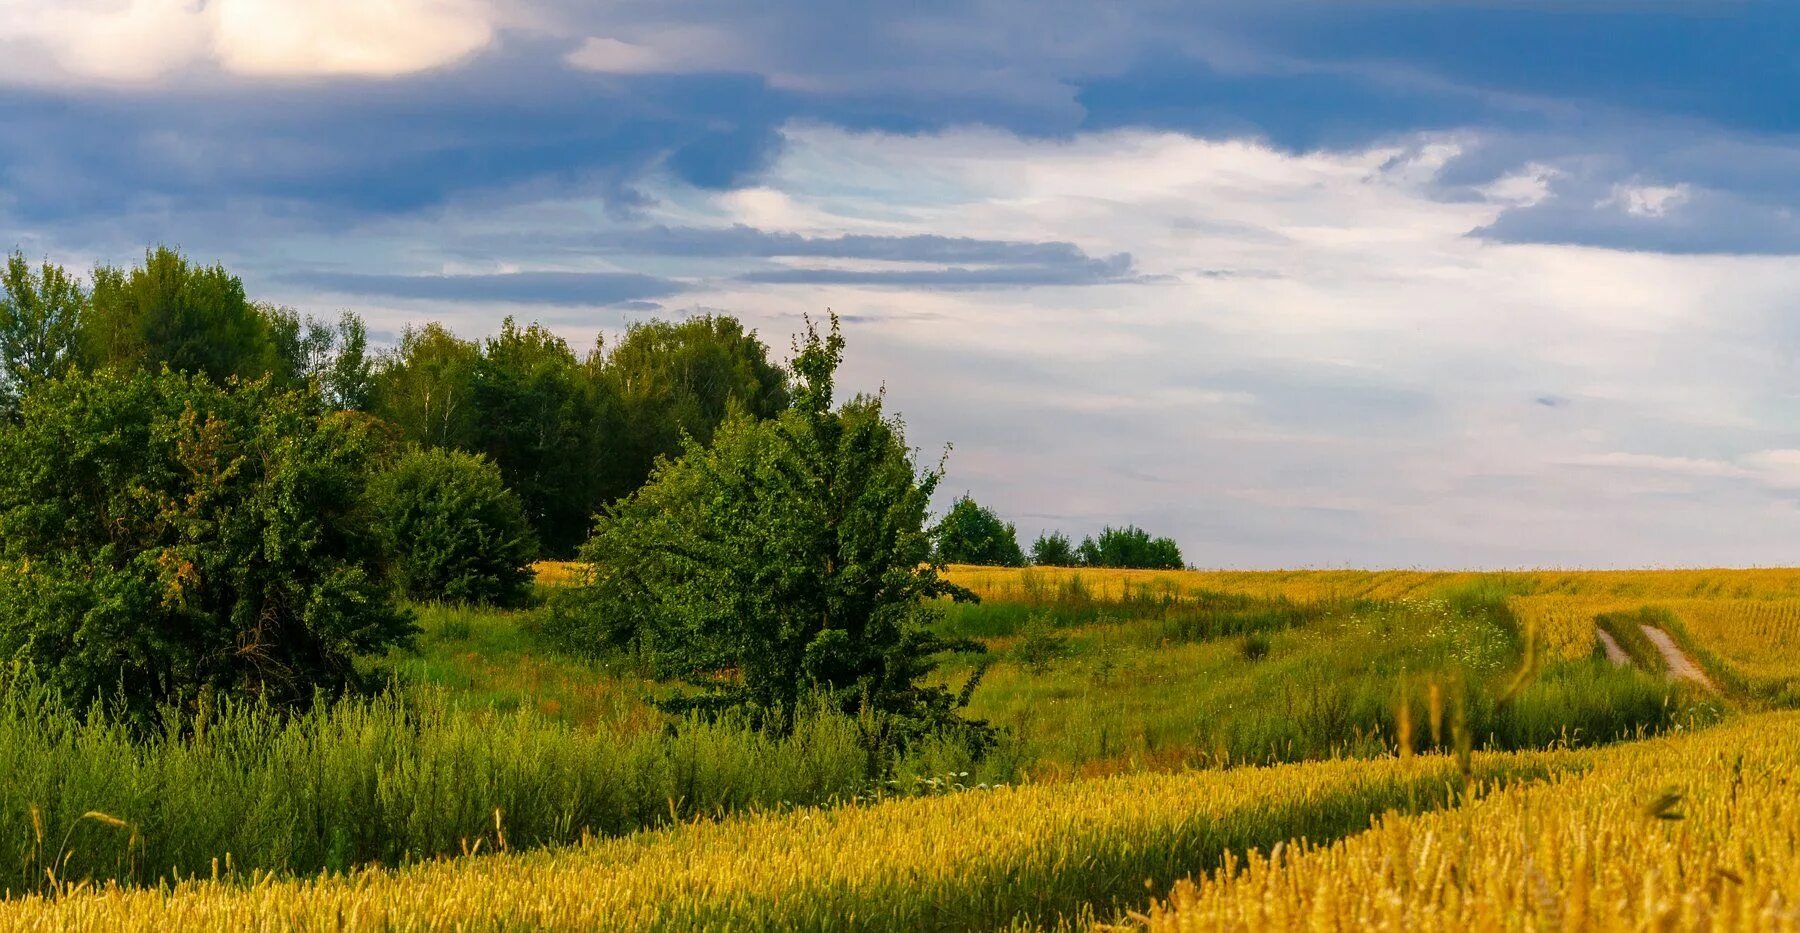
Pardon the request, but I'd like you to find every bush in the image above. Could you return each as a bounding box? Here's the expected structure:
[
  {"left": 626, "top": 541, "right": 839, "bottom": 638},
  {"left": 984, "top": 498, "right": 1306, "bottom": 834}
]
[
  {"left": 372, "top": 448, "right": 538, "bottom": 606},
  {"left": 935, "top": 496, "right": 1026, "bottom": 566},
  {"left": 1076, "top": 524, "right": 1185, "bottom": 569},
  {"left": 0, "top": 369, "right": 413, "bottom": 718},
  {"left": 1012, "top": 614, "right": 1072, "bottom": 673}
]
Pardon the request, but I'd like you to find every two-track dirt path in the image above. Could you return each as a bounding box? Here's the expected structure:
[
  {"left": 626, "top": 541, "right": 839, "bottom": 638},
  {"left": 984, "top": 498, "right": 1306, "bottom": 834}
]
[
  {"left": 1595, "top": 630, "right": 1631, "bottom": 666},
  {"left": 1639, "top": 624, "right": 1716, "bottom": 690}
]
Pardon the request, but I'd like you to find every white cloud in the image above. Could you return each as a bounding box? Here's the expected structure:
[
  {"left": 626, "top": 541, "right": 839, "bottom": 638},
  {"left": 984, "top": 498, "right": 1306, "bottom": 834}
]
[
  {"left": 1601, "top": 181, "right": 1691, "bottom": 218},
  {"left": 0, "top": 0, "right": 495, "bottom": 83}
]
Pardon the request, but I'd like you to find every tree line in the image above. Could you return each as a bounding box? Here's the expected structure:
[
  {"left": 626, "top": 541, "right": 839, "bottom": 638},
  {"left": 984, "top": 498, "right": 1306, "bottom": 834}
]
[
  {"left": 0, "top": 245, "right": 1186, "bottom": 748},
  {"left": 0, "top": 247, "right": 788, "bottom": 556},
  {"left": 935, "top": 496, "right": 1186, "bottom": 570}
]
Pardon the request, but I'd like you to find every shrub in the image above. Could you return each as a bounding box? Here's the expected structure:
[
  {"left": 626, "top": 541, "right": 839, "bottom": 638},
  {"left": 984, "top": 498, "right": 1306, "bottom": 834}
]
[
  {"left": 0, "top": 369, "right": 413, "bottom": 718},
  {"left": 1240, "top": 633, "right": 1272, "bottom": 662},
  {"left": 372, "top": 448, "right": 538, "bottom": 606},
  {"left": 1012, "top": 615, "right": 1072, "bottom": 673},
  {"left": 935, "top": 496, "right": 1027, "bottom": 566}
]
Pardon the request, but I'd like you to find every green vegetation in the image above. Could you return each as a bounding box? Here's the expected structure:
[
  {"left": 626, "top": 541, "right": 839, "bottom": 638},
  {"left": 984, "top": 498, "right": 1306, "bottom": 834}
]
[
  {"left": 0, "top": 368, "right": 412, "bottom": 718},
  {"left": 372, "top": 448, "right": 537, "bottom": 607},
  {"left": 555, "top": 316, "right": 989, "bottom": 746},
  {"left": 1030, "top": 530, "right": 1076, "bottom": 566},
  {"left": 935, "top": 495, "right": 1027, "bottom": 566},
  {"left": 1076, "top": 524, "right": 1185, "bottom": 569}
]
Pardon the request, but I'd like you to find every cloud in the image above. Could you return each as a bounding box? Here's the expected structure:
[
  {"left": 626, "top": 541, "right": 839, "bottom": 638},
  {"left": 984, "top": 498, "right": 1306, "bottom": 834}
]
[
  {"left": 281, "top": 269, "right": 685, "bottom": 306},
  {"left": 0, "top": 0, "right": 496, "bottom": 84}
]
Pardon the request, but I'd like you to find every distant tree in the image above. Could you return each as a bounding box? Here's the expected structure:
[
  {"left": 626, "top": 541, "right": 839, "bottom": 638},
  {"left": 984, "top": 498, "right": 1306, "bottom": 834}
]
[
  {"left": 0, "top": 252, "right": 86, "bottom": 416},
  {"left": 935, "top": 496, "right": 1026, "bottom": 566},
  {"left": 83, "top": 247, "right": 286, "bottom": 383},
  {"left": 600, "top": 314, "right": 788, "bottom": 499},
  {"left": 559, "top": 315, "right": 987, "bottom": 746},
  {"left": 0, "top": 369, "right": 413, "bottom": 719},
  {"left": 472, "top": 318, "right": 620, "bottom": 556},
  {"left": 267, "top": 309, "right": 375, "bottom": 408},
  {"left": 1030, "top": 531, "right": 1076, "bottom": 567},
  {"left": 372, "top": 448, "right": 537, "bottom": 606},
  {"left": 371, "top": 322, "right": 482, "bottom": 450},
  {"left": 1075, "top": 525, "right": 1185, "bottom": 570}
]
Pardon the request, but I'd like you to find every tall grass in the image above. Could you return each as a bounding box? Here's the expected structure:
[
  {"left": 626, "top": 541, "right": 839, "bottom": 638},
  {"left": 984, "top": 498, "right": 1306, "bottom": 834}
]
[
  {"left": 0, "top": 746, "right": 1585, "bottom": 929},
  {"left": 0, "top": 671, "right": 1006, "bottom": 893}
]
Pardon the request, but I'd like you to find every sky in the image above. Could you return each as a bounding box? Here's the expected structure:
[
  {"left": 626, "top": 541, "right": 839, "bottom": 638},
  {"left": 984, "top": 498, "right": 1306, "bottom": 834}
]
[{"left": 2, "top": 0, "right": 1798, "bottom": 568}]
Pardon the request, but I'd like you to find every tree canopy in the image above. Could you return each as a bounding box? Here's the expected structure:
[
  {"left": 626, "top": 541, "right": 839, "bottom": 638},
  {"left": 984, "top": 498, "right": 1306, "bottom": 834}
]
[{"left": 1075, "top": 524, "right": 1185, "bottom": 570}]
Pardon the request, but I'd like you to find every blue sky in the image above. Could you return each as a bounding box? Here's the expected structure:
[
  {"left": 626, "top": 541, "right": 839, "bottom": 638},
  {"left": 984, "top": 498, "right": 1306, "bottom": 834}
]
[{"left": 3, "top": 0, "right": 1798, "bottom": 566}]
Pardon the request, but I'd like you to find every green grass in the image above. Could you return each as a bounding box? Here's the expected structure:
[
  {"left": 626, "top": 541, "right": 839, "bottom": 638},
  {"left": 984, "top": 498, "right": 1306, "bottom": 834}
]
[
  {"left": 936, "top": 595, "right": 1708, "bottom": 777},
  {"left": 1595, "top": 606, "right": 1672, "bottom": 674}
]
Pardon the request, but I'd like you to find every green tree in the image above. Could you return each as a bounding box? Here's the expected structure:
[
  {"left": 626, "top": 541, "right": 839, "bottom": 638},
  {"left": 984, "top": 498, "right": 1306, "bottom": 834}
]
[
  {"left": 560, "top": 315, "right": 985, "bottom": 745},
  {"left": 83, "top": 247, "right": 286, "bottom": 383},
  {"left": 371, "top": 322, "right": 482, "bottom": 450},
  {"left": 0, "top": 369, "right": 413, "bottom": 718},
  {"left": 1075, "top": 525, "right": 1185, "bottom": 570},
  {"left": 372, "top": 448, "right": 537, "bottom": 606},
  {"left": 267, "top": 309, "right": 374, "bottom": 408},
  {"left": 472, "top": 319, "right": 620, "bottom": 556},
  {"left": 1030, "top": 531, "right": 1076, "bottom": 566},
  {"left": 601, "top": 314, "right": 788, "bottom": 499},
  {"left": 0, "top": 252, "right": 86, "bottom": 416},
  {"left": 935, "top": 495, "right": 1026, "bottom": 566}
]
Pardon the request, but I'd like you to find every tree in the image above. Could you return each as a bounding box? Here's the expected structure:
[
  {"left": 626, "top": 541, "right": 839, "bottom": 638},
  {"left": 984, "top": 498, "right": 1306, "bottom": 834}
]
[
  {"left": 471, "top": 319, "right": 619, "bottom": 556},
  {"left": 935, "top": 495, "right": 1026, "bottom": 566},
  {"left": 268, "top": 309, "right": 375, "bottom": 408},
  {"left": 1075, "top": 525, "right": 1185, "bottom": 570},
  {"left": 600, "top": 314, "right": 788, "bottom": 499},
  {"left": 83, "top": 247, "right": 286, "bottom": 383},
  {"left": 559, "top": 315, "right": 986, "bottom": 745},
  {"left": 1030, "top": 531, "right": 1076, "bottom": 567},
  {"left": 371, "top": 322, "right": 482, "bottom": 450},
  {"left": 372, "top": 448, "right": 537, "bottom": 606},
  {"left": 0, "top": 369, "right": 414, "bottom": 719},
  {"left": 0, "top": 252, "right": 86, "bottom": 416}
]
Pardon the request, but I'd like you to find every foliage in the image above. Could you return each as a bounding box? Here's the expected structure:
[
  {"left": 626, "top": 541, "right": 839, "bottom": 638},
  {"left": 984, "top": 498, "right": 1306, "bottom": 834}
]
[
  {"left": 935, "top": 495, "right": 1026, "bottom": 566},
  {"left": 371, "top": 448, "right": 538, "bottom": 606},
  {"left": 0, "top": 369, "right": 413, "bottom": 718},
  {"left": 561, "top": 315, "right": 987, "bottom": 746},
  {"left": 470, "top": 319, "right": 619, "bottom": 555},
  {"left": 1075, "top": 524, "right": 1185, "bottom": 569},
  {"left": 0, "top": 252, "right": 86, "bottom": 417},
  {"left": 371, "top": 322, "right": 484, "bottom": 450},
  {"left": 82, "top": 247, "right": 290, "bottom": 385},
  {"left": 1011, "top": 614, "right": 1072, "bottom": 673},
  {"left": 601, "top": 314, "right": 790, "bottom": 499},
  {"left": 1030, "top": 530, "right": 1076, "bottom": 566}
]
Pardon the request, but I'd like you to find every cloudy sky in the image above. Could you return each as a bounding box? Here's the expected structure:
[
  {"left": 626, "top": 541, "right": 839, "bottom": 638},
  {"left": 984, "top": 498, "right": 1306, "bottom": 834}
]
[{"left": 3, "top": 0, "right": 1798, "bottom": 567}]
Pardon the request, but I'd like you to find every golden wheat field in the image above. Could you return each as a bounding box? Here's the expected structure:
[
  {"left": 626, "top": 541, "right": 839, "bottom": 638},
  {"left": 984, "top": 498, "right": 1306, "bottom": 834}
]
[{"left": 9, "top": 714, "right": 1800, "bottom": 931}]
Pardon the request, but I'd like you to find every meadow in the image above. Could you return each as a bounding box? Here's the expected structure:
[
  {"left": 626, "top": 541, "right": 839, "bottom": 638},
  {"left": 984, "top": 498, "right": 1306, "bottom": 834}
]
[{"left": 4, "top": 563, "right": 1799, "bottom": 929}]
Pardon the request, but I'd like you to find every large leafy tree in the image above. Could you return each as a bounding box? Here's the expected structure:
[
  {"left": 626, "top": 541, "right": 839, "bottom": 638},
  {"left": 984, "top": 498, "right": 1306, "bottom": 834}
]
[
  {"left": 83, "top": 247, "right": 287, "bottom": 383},
  {"left": 935, "top": 495, "right": 1026, "bottom": 566},
  {"left": 0, "top": 252, "right": 87, "bottom": 417},
  {"left": 0, "top": 369, "right": 414, "bottom": 718},
  {"left": 371, "top": 323, "right": 483, "bottom": 450},
  {"left": 471, "top": 319, "right": 619, "bottom": 556},
  {"left": 562, "top": 315, "right": 985, "bottom": 743},
  {"left": 601, "top": 314, "right": 789, "bottom": 499}
]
